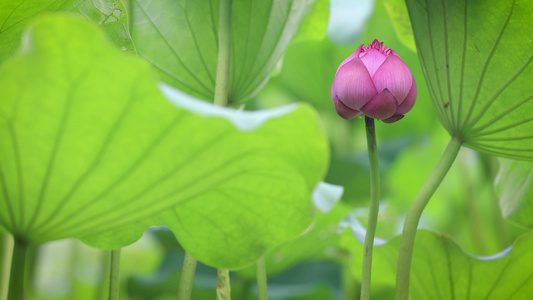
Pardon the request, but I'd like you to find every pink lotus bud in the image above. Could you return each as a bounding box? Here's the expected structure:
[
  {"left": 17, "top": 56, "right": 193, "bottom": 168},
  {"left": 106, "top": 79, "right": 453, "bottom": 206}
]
[{"left": 331, "top": 39, "right": 417, "bottom": 123}]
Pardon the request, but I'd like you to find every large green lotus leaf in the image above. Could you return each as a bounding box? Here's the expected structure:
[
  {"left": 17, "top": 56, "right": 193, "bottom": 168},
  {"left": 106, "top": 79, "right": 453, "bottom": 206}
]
[
  {"left": 290, "top": 0, "right": 329, "bottom": 44},
  {"left": 342, "top": 227, "right": 533, "bottom": 299},
  {"left": 406, "top": 0, "right": 533, "bottom": 160},
  {"left": 0, "top": 14, "right": 329, "bottom": 269},
  {"left": 80, "top": 84, "right": 330, "bottom": 269},
  {"left": 383, "top": 0, "right": 416, "bottom": 52},
  {"left": 235, "top": 183, "right": 347, "bottom": 278},
  {"left": 129, "top": 0, "right": 322, "bottom": 104},
  {"left": 495, "top": 159, "right": 533, "bottom": 229},
  {"left": 0, "top": 0, "right": 134, "bottom": 64}
]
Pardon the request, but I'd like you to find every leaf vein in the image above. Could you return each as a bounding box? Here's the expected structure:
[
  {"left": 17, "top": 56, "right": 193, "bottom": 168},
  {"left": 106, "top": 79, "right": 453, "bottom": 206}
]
[
  {"left": 457, "top": 0, "right": 468, "bottom": 131},
  {"left": 134, "top": 0, "right": 213, "bottom": 96},
  {"left": 25, "top": 76, "right": 81, "bottom": 233},
  {"left": 461, "top": 0, "right": 516, "bottom": 129},
  {"left": 32, "top": 72, "right": 143, "bottom": 234},
  {"left": 42, "top": 123, "right": 233, "bottom": 237},
  {"left": 441, "top": 0, "right": 457, "bottom": 130},
  {"left": 238, "top": 0, "right": 287, "bottom": 98},
  {"left": 142, "top": 56, "right": 212, "bottom": 99},
  {"left": 425, "top": 0, "right": 452, "bottom": 128},
  {"left": 483, "top": 254, "right": 514, "bottom": 300},
  {"left": 0, "top": 163, "right": 17, "bottom": 233},
  {"left": 33, "top": 112, "right": 186, "bottom": 237},
  {"left": 183, "top": 0, "right": 216, "bottom": 84}
]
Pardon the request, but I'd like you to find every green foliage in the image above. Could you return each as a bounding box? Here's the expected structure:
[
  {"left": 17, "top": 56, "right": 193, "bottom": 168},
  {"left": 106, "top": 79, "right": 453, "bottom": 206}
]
[
  {"left": 238, "top": 202, "right": 350, "bottom": 278},
  {"left": 0, "top": 0, "right": 134, "bottom": 64},
  {"left": 407, "top": 0, "right": 533, "bottom": 160},
  {"left": 129, "top": 0, "right": 326, "bottom": 104},
  {"left": 383, "top": 0, "right": 416, "bottom": 52},
  {"left": 291, "top": 0, "right": 330, "bottom": 44},
  {"left": 495, "top": 159, "right": 533, "bottom": 229},
  {"left": 0, "top": 14, "right": 328, "bottom": 269},
  {"left": 385, "top": 134, "right": 525, "bottom": 256},
  {"left": 1, "top": 0, "right": 533, "bottom": 299},
  {"left": 343, "top": 229, "right": 533, "bottom": 299}
]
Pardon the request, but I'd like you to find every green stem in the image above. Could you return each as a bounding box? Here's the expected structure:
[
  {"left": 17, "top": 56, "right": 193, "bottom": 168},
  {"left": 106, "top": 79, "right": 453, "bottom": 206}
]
[
  {"left": 213, "top": 0, "right": 233, "bottom": 107},
  {"left": 360, "top": 116, "right": 380, "bottom": 300},
  {"left": 213, "top": 2, "right": 233, "bottom": 298},
  {"left": 177, "top": 252, "right": 197, "bottom": 300},
  {"left": 395, "top": 137, "right": 462, "bottom": 300},
  {"left": 24, "top": 245, "right": 39, "bottom": 298},
  {"left": 1, "top": 234, "right": 14, "bottom": 300},
  {"left": 256, "top": 256, "right": 268, "bottom": 300},
  {"left": 216, "top": 269, "right": 231, "bottom": 300},
  {"left": 8, "top": 238, "right": 28, "bottom": 300},
  {"left": 95, "top": 250, "right": 110, "bottom": 300},
  {"left": 108, "top": 249, "right": 121, "bottom": 300}
]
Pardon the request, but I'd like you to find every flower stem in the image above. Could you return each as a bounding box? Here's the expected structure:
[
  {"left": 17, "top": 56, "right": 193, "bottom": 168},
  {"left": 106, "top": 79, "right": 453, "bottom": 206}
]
[
  {"left": 360, "top": 116, "right": 381, "bottom": 300},
  {"left": 213, "top": 2, "right": 233, "bottom": 299},
  {"left": 23, "top": 245, "right": 38, "bottom": 298},
  {"left": 108, "top": 249, "right": 121, "bottom": 300},
  {"left": 395, "top": 137, "right": 462, "bottom": 299},
  {"left": 213, "top": 0, "right": 233, "bottom": 107},
  {"left": 256, "top": 256, "right": 268, "bottom": 300},
  {"left": 1, "top": 234, "right": 14, "bottom": 300},
  {"left": 95, "top": 250, "right": 110, "bottom": 300},
  {"left": 216, "top": 269, "right": 231, "bottom": 300},
  {"left": 177, "top": 252, "right": 197, "bottom": 300},
  {"left": 8, "top": 238, "right": 28, "bottom": 300}
]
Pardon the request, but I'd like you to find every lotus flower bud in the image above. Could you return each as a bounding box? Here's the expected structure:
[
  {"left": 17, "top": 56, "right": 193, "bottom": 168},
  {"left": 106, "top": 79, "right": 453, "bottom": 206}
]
[{"left": 331, "top": 39, "right": 417, "bottom": 123}]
